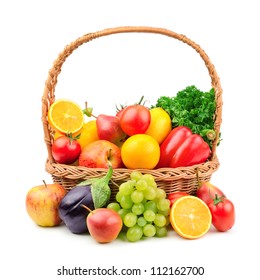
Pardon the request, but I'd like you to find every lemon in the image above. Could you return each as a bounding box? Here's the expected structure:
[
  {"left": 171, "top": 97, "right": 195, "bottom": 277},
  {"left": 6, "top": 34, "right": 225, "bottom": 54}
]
[{"left": 145, "top": 108, "right": 172, "bottom": 144}]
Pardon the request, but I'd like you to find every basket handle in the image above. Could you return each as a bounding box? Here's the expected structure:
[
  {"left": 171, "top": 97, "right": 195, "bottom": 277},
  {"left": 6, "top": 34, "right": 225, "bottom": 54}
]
[{"left": 42, "top": 26, "right": 222, "bottom": 163}]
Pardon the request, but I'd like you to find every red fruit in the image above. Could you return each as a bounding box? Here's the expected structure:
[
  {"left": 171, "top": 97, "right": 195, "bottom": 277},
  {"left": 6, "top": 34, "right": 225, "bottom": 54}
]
[{"left": 196, "top": 182, "right": 225, "bottom": 205}]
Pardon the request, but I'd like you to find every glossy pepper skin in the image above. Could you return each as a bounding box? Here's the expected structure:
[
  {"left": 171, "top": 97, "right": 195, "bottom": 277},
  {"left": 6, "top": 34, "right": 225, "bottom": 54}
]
[
  {"left": 157, "top": 126, "right": 211, "bottom": 168},
  {"left": 156, "top": 126, "right": 192, "bottom": 168}
]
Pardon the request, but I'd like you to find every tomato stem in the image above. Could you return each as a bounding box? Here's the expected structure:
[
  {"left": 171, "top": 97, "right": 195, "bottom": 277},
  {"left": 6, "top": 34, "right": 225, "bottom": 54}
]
[{"left": 213, "top": 194, "right": 225, "bottom": 206}]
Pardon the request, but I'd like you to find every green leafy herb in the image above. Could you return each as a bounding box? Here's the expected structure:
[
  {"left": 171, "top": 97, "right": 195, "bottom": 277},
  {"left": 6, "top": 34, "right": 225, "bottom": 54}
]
[{"left": 153, "top": 85, "right": 218, "bottom": 147}]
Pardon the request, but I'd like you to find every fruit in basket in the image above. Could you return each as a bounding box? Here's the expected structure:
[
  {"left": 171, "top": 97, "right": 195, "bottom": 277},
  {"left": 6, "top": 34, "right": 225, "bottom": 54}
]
[
  {"left": 156, "top": 126, "right": 211, "bottom": 168},
  {"left": 82, "top": 205, "right": 123, "bottom": 243},
  {"left": 79, "top": 140, "right": 123, "bottom": 168},
  {"left": 26, "top": 181, "right": 66, "bottom": 227},
  {"left": 169, "top": 196, "right": 212, "bottom": 239},
  {"left": 196, "top": 181, "right": 225, "bottom": 205},
  {"left": 156, "top": 126, "right": 192, "bottom": 168},
  {"left": 52, "top": 134, "right": 81, "bottom": 164},
  {"left": 121, "top": 134, "right": 160, "bottom": 169},
  {"left": 58, "top": 166, "right": 112, "bottom": 234},
  {"left": 145, "top": 107, "right": 172, "bottom": 144},
  {"left": 48, "top": 99, "right": 84, "bottom": 136},
  {"left": 77, "top": 120, "right": 99, "bottom": 150},
  {"left": 96, "top": 114, "right": 126, "bottom": 145},
  {"left": 208, "top": 195, "right": 235, "bottom": 232},
  {"left": 119, "top": 104, "right": 151, "bottom": 136}
]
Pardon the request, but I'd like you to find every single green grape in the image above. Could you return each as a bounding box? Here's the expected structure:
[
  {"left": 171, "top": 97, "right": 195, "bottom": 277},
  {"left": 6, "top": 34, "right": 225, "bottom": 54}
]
[
  {"left": 155, "top": 188, "right": 166, "bottom": 199},
  {"left": 154, "top": 213, "right": 167, "bottom": 227},
  {"left": 137, "top": 216, "right": 147, "bottom": 227},
  {"left": 107, "top": 202, "right": 121, "bottom": 212},
  {"left": 143, "top": 209, "right": 156, "bottom": 222},
  {"left": 124, "top": 212, "right": 137, "bottom": 227},
  {"left": 144, "top": 186, "right": 157, "bottom": 200},
  {"left": 144, "top": 200, "right": 157, "bottom": 212},
  {"left": 119, "top": 181, "right": 135, "bottom": 196},
  {"left": 155, "top": 226, "right": 168, "bottom": 237},
  {"left": 142, "top": 174, "right": 156, "bottom": 186},
  {"left": 135, "top": 179, "right": 148, "bottom": 191},
  {"left": 132, "top": 203, "right": 145, "bottom": 215},
  {"left": 126, "top": 225, "right": 143, "bottom": 242},
  {"left": 116, "top": 191, "right": 123, "bottom": 203},
  {"left": 131, "top": 190, "right": 144, "bottom": 203},
  {"left": 120, "top": 195, "right": 133, "bottom": 209},
  {"left": 143, "top": 224, "right": 156, "bottom": 237},
  {"left": 157, "top": 198, "right": 170, "bottom": 212},
  {"left": 130, "top": 170, "right": 143, "bottom": 181}
]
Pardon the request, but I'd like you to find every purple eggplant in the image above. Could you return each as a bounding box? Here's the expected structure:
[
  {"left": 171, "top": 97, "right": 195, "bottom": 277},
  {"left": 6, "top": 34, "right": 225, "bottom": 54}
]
[{"left": 58, "top": 166, "right": 113, "bottom": 234}]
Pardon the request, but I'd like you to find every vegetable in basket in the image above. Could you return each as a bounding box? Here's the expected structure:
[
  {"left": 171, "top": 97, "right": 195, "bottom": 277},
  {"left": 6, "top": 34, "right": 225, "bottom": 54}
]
[
  {"left": 156, "top": 126, "right": 211, "bottom": 168},
  {"left": 153, "top": 85, "right": 218, "bottom": 147},
  {"left": 58, "top": 166, "right": 112, "bottom": 234}
]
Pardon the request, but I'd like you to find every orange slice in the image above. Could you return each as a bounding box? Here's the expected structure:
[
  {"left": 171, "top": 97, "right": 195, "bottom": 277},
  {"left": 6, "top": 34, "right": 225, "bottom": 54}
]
[
  {"left": 169, "top": 196, "right": 212, "bottom": 239},
  {"left": 48, "top": 99, "right": 84, "bottom": 135}
]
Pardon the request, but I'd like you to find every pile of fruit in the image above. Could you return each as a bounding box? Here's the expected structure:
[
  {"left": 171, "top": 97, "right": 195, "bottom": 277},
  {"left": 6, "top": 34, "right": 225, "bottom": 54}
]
[
  {"left": 26, "top": 170, "right": 235, "bottom": 243},
  {"left": 47, "top": 86, "right": 216, "bottom": 170},
  {"left": 25, "top": 85, "right": 235, "bottom": 243}
]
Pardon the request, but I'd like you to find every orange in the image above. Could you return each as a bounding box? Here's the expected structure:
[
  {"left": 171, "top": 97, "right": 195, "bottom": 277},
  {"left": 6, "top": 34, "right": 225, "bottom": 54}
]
[
  {"left": 169, "top": 196, "right": 212, "bottom": 239},
  {"left": 145, "top": 107, "right": 172, "bottom": 144},
  {"left": 121, "top": 134, "right": 160, "bottom": 169},
  {"left": 48, "top": 99, "right": 84, "bottom": 135},
  {"left": 77, "top": 120, "right": 99, "bottom": 150}
]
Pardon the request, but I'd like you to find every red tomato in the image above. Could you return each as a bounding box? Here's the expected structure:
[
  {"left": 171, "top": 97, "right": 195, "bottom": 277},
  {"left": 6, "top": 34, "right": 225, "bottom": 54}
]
[
  {"left": 52, "top": 136, "right": 81, "bottom": 164},
  {"left": 119, "top": 104, "right": 151, "bottom": 136},
  {"left": 168, "top": 191, "right": 189, "bottom": 207},
  {"left": 208, "top": 195, "right": 235, "bottom": 232},
  {"left": 196, "top": 182, "right": 225, "bottom": 205}
]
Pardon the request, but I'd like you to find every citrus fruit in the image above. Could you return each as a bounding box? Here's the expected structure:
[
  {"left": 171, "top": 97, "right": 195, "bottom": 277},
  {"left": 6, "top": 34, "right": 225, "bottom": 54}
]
[
  {"left": 121, "top": 134, "right": 160, "bottom": 169},
  {"left": 48, "top": 99, "right": 84, "bottom": 135},
  {"left": 169, "top": 196, "right": 212, "bottom": 239},
  {"left": 77, "top": 120, "right": 99, "bottom": 150},
  {"left": 145, "top": 108, "right": 172, "bottom": 144}
]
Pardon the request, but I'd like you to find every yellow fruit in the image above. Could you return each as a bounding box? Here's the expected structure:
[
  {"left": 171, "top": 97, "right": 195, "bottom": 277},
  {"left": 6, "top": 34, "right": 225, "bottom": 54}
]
[
  {"left": 48, "top": 99, "right": 84, "bottom": 135},
  {"left": 145, "top": 107, "right": 172, "bottom": 144},
  {"left": 169, "top": 196, "right": 212, "bottom": 239},
  {"left": 121, "top": 134, "right": 160, "bottom": 169},
  {"left": 77, "top": 120, "right": 99, "bottom": 150}
]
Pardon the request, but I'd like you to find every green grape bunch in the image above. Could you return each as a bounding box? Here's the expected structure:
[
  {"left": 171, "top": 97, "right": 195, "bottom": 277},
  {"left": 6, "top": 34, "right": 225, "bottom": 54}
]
[{"left": 107, "top": 171, "right": 170, "bottom": 242}]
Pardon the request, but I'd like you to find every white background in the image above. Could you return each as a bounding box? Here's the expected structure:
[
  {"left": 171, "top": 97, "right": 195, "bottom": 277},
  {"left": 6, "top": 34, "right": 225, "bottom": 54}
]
[{"left": 1, "top": 0, "right": 259, "bottom": 279}]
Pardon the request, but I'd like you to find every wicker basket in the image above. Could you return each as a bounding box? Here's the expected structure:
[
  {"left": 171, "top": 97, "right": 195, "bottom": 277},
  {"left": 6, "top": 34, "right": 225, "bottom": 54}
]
[{"left": 42, "top": 26, "right": 222, "bottom": 199}]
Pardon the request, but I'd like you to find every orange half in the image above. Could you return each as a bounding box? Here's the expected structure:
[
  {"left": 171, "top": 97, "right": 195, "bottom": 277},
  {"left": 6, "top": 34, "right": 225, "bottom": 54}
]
[
  {"left": 48, "top": 99, "right": 84, "bottom": 135},
  {"left": 170, "top": 196, "right": 212, "bottom": 239}
]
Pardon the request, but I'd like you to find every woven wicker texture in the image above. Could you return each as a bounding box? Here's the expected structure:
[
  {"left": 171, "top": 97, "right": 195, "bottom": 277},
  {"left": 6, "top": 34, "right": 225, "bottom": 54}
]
[{"left": 42, "top": 26, "right": 223, "bottom": 197}]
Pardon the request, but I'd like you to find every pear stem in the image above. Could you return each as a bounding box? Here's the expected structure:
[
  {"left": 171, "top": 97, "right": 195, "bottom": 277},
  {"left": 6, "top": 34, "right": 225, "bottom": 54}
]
[{"left": 81, "top": 204, "right": 93, "bottom": 213}]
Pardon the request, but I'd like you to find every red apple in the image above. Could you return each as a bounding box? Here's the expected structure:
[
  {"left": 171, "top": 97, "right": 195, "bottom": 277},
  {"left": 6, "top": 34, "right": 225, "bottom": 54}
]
[
  {"left": 26, "top": 181, "right": 66, "bottom": 227},
  {"left": 96, "top": 114, "right": 126, "bottom": 146},
  {"left": 83, "top": 206, "right": 123, "bottom": 243},
  {"left": 196, "top": 181, "right": 225, "bottom": 205},
  {"left": 78, "top": 140, "right": 123, "bottom": 168}
]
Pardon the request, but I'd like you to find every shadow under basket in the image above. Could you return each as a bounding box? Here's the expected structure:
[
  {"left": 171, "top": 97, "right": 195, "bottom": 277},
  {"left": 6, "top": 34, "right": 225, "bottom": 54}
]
[{"left": 42, "top": 26, "right": 223, "bottom": 201}]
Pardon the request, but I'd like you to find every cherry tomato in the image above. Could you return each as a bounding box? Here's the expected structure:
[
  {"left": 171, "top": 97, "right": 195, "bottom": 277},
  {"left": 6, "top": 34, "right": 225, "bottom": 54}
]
[
  {"left": 119, "top": 104, "right": 151, "bottom": 136},
  {"left": 208, "top": 195, "right": 235, "bottom": 232},
  {"left": 52, "top": 135, "right": 81, "bottom": 164},
  {"left": 168, "top": 191, "right": 189, "bottom": 207}
]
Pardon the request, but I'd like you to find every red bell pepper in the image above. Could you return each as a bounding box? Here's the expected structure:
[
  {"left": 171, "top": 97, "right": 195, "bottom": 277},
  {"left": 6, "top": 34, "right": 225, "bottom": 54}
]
[
  {"left": 157, "top": 126, "right": 211, "bottom": 168},
  {"left": 156, "top": 126, "right": 192, "bottom": 168}
]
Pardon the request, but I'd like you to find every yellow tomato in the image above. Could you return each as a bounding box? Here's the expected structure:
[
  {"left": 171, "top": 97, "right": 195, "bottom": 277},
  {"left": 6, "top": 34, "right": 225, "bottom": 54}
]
[
  {"left": 121, "top": 134, "right": 160, "bottom": 169},
  {"left": 145, "top": 107, "right": 172, "bottom": 144},
  {"left": 77, "top": 120, "right": 99, "bottom": 150}
]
